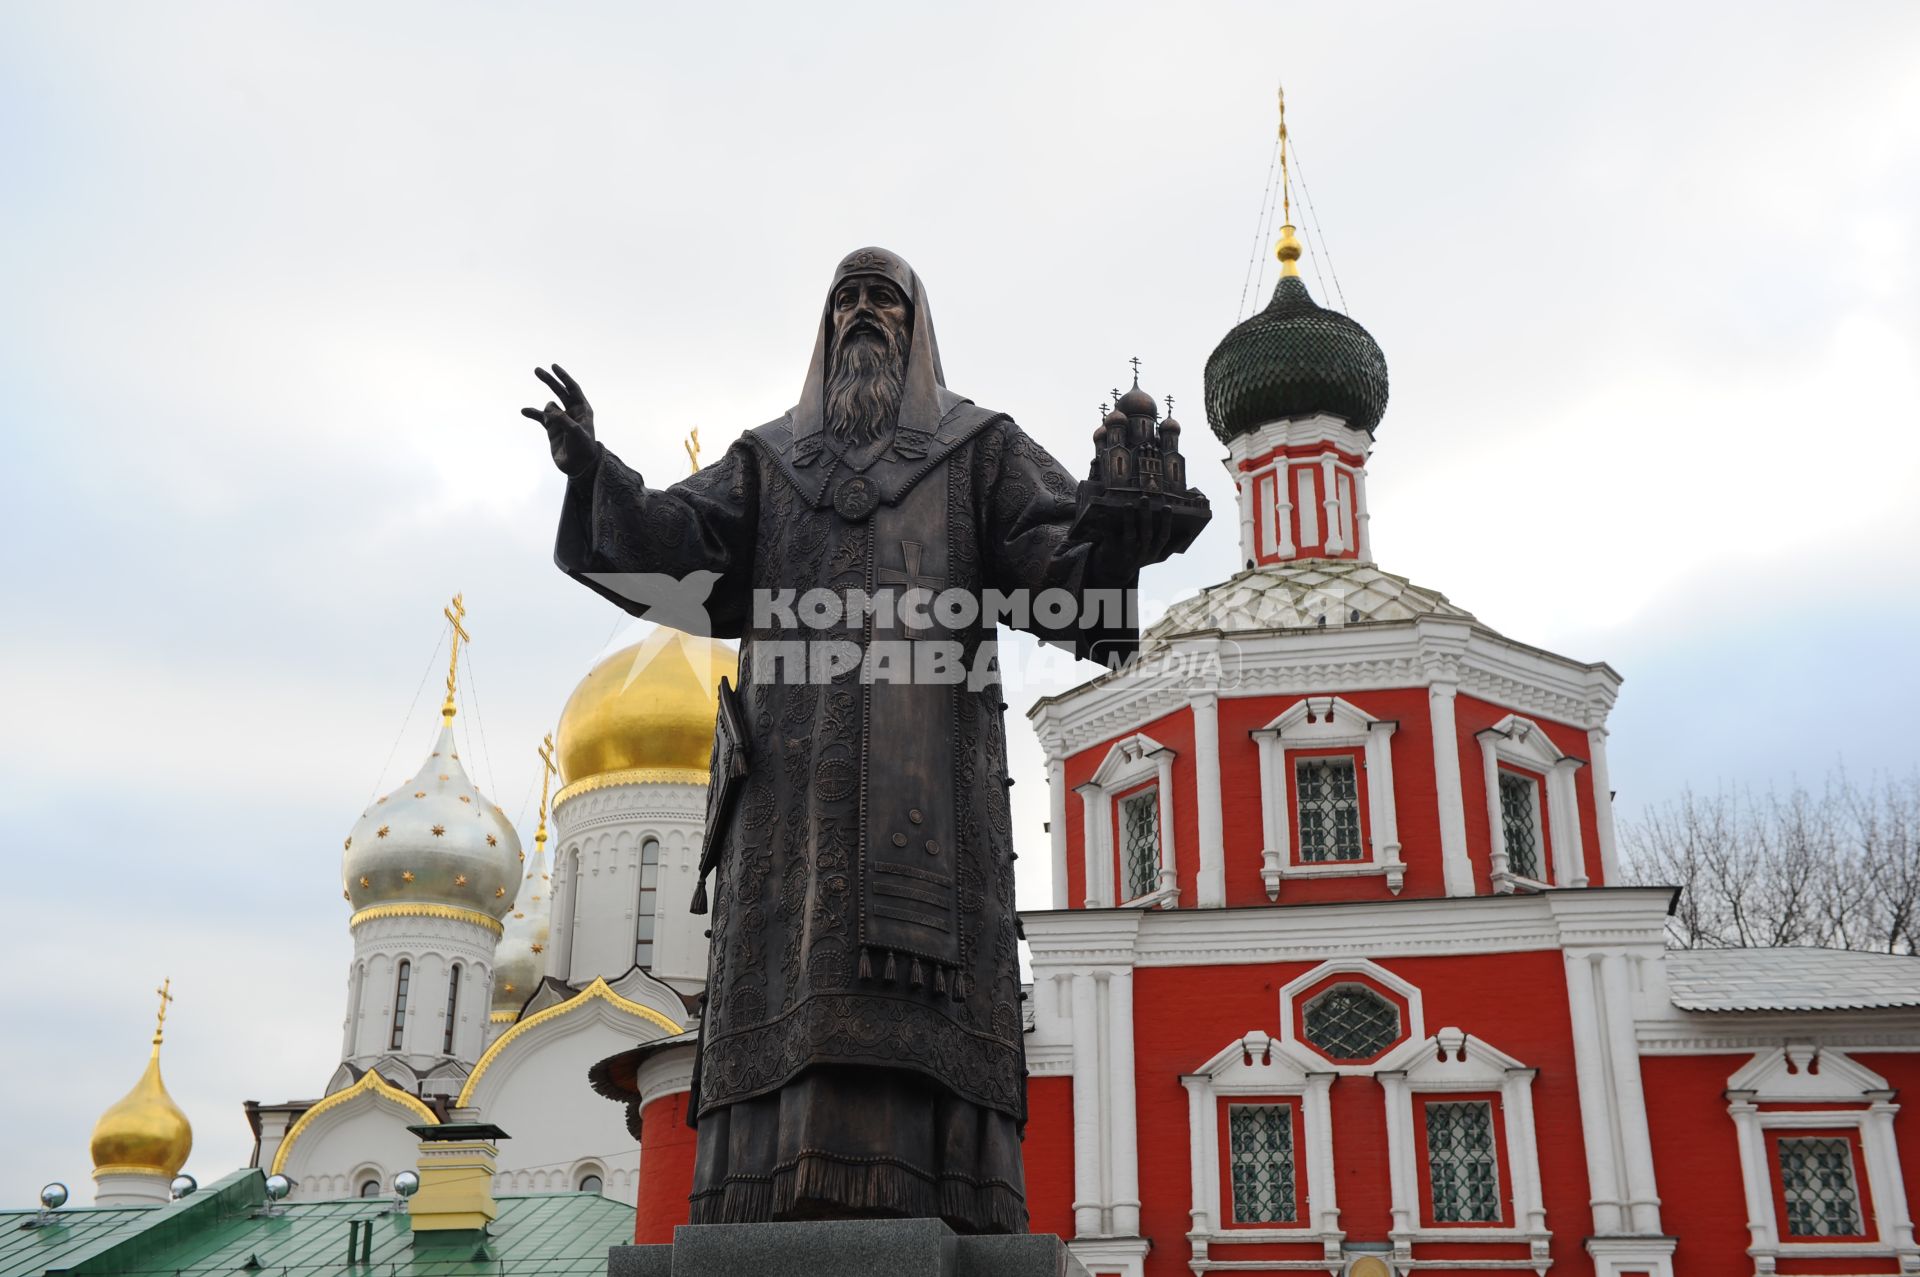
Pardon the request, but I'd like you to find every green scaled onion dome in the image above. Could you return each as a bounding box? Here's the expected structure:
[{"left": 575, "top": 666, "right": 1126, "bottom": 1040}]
[{"left": 1203, "top": 227, "right": 1389, "bottom": 444}]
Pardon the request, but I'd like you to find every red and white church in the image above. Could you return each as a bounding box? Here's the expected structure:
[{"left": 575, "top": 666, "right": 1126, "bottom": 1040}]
[{"left": 588, "top": 224, "right": 1920, "bottom": 1277}]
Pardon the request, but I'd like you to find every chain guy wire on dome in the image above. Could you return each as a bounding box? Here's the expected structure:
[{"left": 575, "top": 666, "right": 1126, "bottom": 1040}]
[
  {"left": 1286, "top": 133, "right": 1350, "bottom": 315},
  {"left": 365, "top": 627, "right": 444, "bottom": 810},
  {"left": 1235, "top": 84, "right": 1354, "bottom": 324}
]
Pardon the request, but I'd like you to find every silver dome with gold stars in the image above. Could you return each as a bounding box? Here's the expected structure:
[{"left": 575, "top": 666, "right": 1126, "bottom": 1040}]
[
  {"left": 493, "top": 734, "right": 558, "bottom": 1019},
  {"left": 343, "top": 720, "right": 521, "bottom": 921}
]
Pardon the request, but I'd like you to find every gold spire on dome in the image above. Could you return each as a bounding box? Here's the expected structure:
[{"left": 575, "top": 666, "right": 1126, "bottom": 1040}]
[
  {"left": 1275, "top": 83, "right": 1303, "bottom": 277},
  {"left": 90, "top": 980, "right": 193, "bottom": 1178},
  {"left": 441, "top": 593, "right": 469, "bottom": 724}
]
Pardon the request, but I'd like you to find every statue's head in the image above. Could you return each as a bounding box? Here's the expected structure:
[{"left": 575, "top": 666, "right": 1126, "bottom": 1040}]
[
  {"left": 796, "top": 247, "right": 946, "bottom": 452},
  {"left": 826, "top": 267, "right": 914, "bottom": 447}
]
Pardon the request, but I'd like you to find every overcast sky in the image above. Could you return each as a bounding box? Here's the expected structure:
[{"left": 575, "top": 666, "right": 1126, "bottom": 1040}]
[{"left": 2, "top": 0, "right": 1916, "bottom": 1208}]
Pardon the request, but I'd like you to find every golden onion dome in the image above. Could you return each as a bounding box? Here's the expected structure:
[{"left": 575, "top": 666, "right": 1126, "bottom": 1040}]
[
  {"left": 343, "top": 722, "right": 522, "bottom": 920},
  {"left": 91, "top": 1023, "right": 192, "bottom": 1177},
  {"left": 556, "top": 630, "right": 737, "bottom": 785}
]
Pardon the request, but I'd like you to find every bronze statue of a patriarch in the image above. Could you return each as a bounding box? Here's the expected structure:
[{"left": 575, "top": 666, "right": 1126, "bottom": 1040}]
[{"left": 523, "top": 247, "right": 1197, "bottom": 1233}]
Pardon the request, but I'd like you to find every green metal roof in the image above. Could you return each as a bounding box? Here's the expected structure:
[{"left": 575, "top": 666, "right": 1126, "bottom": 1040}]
[{"left": 1, "top": 1171, "right": 631, "bottom": 1277}]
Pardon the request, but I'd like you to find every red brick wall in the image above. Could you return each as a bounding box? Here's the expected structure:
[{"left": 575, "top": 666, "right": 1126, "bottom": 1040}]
[{"left": 634, "top": 1091, "right": 696, "bottom": 1244}]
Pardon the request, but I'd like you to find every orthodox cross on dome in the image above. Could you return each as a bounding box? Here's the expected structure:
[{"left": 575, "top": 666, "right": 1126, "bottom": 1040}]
[
  {"left": 1128, "top": 355, "right": 1143, "bottom": 385},
  {"left": 684, "top": 427, "right": 702, "bottom": 475},
  {"left": 1274, "top": 83, "right": 1303, "bottom": 277},
  {"left": 1165, "top": 394, "right": 1175, "bottom": 416},
  {"left": 534, "top": 733, "right": 558, "bottom": 855},
  {"left": 441, "top": 593, "right": 469, "bottom": 724},
  {"left": 152, "top": 977, "right": 173, "bottom": 1047},
  {"left": 1277, "top": 83, "right": 1290, "bottom": 225}
]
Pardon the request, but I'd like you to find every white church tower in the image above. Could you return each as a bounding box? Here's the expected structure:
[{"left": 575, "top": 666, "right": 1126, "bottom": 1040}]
[
  {"left": 546, "top": 628, "right": 735, "bottom": 995},
  {"left": 335, "top": 595, "right": 522, "bottom": 1095}
]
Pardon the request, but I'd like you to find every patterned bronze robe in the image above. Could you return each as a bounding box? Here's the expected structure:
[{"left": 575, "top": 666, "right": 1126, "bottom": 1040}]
[{"left": 552, "top": 250, "right": 1133, "bottom": 1234}]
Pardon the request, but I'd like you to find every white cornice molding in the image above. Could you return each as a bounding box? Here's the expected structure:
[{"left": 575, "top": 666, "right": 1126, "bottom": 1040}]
[
  {"left": 554, "top": 780, "right": 707, "bottom": 830},
  {"left": 1223, "top": 412, "right": 1375, "bottom": 466},
  {"left": 1028, "top": 617, "right": 1622, "bottom": 759},
  {"left": 1638, "top": 1011, "right": 1920, "bottom": 1053},
  {"left": 634, "top": 1038, "right": 697, "bottom": 1109},
  {"left": 1023, "top": 888, "right": 1674, "bottom": 969}
]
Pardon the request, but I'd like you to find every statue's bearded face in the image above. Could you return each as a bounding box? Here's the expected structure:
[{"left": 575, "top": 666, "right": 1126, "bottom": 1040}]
[{"left": 825, "top": 275, "right": 912, "bottom": 447}]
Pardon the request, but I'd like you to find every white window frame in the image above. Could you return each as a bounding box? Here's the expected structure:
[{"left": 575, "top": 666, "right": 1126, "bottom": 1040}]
[
  {"left": 1476, "top": 714, "right": 1586, "bottom": 891},
  {"left": 1726, "top": 1045, "right": 1920, "bottom": 1270},
  {"left": 1076, "top": 734, "right": 1177, "bottom": 908},
  {"left": 1376, "top": 1027, "right": 1550, "bottom": 1267},
  {"left": 1280, "top": 958, "right": 1424, "bottom": 1074},
  {"left": 1181, "top": 1031, "right": 1341, "bottom": 1267},
  {"left": 1253, "top": 698, "right": 1401, "bottom": 899}
]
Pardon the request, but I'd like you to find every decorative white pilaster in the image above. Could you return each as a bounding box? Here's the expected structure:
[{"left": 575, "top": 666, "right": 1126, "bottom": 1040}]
[
  {"left": 1190, "top": 694, "right": 1226, "bottom": 908},
  {"left": 1320, "top": 456, "right": 1344, "bottom": 555},
  {"left": 1275, "top": 469, "right": 1295, "bottom": 558},
  {"left": 1153, "top": 755, "right": 1178, "bottom": 903},
  {"left": 1076, "top": 785, "right": 1106, "bottom": 909},
  {"left": 1868, "top": 1097, "right": 1920, "bottom": 1260},
  {"left": 1480, "top": 740, "right": 1513, "bottom": 892},
  {"left": 1253, "top": 728, "right": 1285, "bottom": 900},
  {"left": 1366, "top": 718, "right": 1405, "bottom": 892},
  {"left": 1588, "top": 726, "right": 1621, "bottom": 884},
  {"left": 1047, "top": 749, "right": 1070, "bottom": 910},
  {"left": 1379, "top": 1069, "right": 1416, "bottom": 1251},
  {"left": 1304, "top": 1072, "right": 1341, "bottom": 1238},
  {"left": 1564, "top": 953, "right": 1626, "bottom": 1234},
  {"left": 1354, "top": 467, "right": 1373, "bottom": 562},
  {"left": 1069, "top": 972, "right": 1103, "bottom": 1238},
  {"left": 1551, "top": 758, "right": 1589, "bottom": 888},
  {"left": 1599, "top": 953, "right": 1661, "bottom": 1232},
  {"left": 1506, "top": 1068, "right": 1549, "bottom": 1240},
  {"left": 1235, "top": 470, "right": 1258, "bottom": 569},
  {"left": 1427, "top": 680, "right": 1474, "bottom": 897},
  {"left": 1107, "top": 969, "right": 1140, "bottom": 1237},
  {"left": 1727, "top": 1094, "right": 1771, "bottom": 1256}
]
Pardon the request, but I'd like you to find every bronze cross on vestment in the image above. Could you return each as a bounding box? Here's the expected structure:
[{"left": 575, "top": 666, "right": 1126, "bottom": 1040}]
[{"left": 877, "top": 540, "right": 942, "bottom": 593}]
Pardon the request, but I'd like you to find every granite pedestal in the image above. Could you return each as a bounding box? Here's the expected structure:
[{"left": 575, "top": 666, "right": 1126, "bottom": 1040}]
[{"left": 608, "top": 1219, "right": 1092, "bottom": 1277}]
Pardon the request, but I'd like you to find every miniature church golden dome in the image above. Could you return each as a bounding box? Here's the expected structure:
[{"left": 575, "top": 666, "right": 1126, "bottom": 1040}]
[
  {"left": 90, "top": 982, "right": 193, "bottom": 1177},
  {"left": 556, "top": 630, "right": 737, "bottom": 784}
]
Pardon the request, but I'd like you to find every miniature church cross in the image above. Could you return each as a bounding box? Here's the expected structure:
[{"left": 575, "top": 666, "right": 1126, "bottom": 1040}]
[
  {"left": 441, "top": 593, "right": 469, "bottom": 723},
  {"left": 1129, "top": 355, "right": 1142, "bottom": 383},
  {"left": 685, "top": 427, "right": 702, "bottom": 475},
  {"left": 152, "top": 977, "right": 173, "bottom": 1045}
]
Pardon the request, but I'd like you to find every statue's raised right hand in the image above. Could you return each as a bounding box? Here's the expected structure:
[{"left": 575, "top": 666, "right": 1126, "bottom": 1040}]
[{"left": 521, "top": 364, "right": 598, "bottom": 476}]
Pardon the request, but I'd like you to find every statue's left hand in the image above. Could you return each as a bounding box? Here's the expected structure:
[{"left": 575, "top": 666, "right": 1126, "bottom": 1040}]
[
  {"left": 1087, "top": 497, "right": 1177, "bottom": 578},
  {"left": 520, "top": 364, "right": 599, "bottom": 475}
]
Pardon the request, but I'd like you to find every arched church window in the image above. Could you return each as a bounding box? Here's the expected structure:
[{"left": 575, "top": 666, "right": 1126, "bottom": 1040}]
[
  {"left": 636, "top": 837, "right": 661, "bottom": 967},
  {"left": 578, "top": 1173, "right": 604, "bottom": 1195},
  {"left": 390, "top": 959, "right": 411, "bottom": 1050},
  {"left": 358, "top": 1178, "right": 381, "bottom": 1198},
  {"left": 1301, "top": 983, "right": 1399, "bottom": 1061},
  {"left": 442, "top": 963, "right": 461, "bottom": 1054}
]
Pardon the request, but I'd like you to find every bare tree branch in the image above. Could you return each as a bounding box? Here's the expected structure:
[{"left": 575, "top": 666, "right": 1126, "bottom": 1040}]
[{"left": 1621, "top": 770, "right": 1920, "bottom": 953}]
